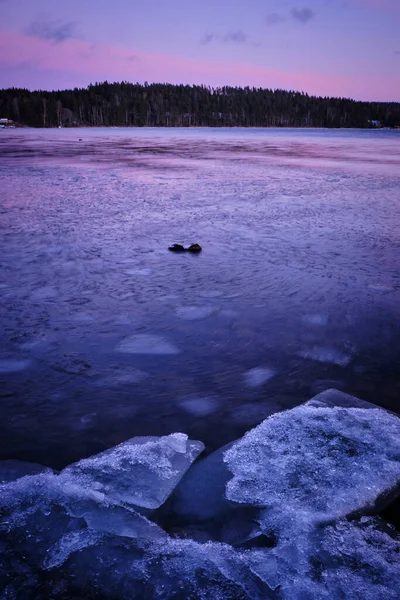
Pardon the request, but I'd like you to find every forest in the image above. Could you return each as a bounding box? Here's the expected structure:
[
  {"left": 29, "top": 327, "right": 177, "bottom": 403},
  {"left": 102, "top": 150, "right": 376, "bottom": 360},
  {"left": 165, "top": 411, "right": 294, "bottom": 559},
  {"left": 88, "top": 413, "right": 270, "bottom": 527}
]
[{"left": 1, "top": 81, "right": 399, "bottom": 128}]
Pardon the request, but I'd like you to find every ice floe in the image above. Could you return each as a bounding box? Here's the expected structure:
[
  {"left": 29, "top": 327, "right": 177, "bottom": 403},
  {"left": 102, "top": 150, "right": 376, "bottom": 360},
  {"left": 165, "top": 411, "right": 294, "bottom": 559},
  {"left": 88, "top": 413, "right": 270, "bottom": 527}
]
[
  {"left": 62, "top": 433, "right": 205, "bottom": 510},
  {"left": 1, "top": 390, "right": 400, "bottom": 600}
]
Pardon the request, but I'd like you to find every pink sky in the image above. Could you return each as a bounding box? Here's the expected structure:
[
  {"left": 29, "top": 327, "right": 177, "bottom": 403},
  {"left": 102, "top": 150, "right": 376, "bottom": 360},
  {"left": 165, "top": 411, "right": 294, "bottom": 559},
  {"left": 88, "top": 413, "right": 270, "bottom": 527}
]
[{"left": 0, "top": 0, "right": 399, "bottom": 101}]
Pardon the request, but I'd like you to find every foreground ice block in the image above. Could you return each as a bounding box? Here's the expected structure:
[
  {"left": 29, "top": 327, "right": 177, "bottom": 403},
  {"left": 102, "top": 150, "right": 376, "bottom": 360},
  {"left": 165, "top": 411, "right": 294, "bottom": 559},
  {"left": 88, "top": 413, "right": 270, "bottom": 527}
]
[
  {"left": 224, "top": 391, "right": 400, "bottom": 526},
  {"left": 61, "top": 433, "right": 205, "bottom": 510}
]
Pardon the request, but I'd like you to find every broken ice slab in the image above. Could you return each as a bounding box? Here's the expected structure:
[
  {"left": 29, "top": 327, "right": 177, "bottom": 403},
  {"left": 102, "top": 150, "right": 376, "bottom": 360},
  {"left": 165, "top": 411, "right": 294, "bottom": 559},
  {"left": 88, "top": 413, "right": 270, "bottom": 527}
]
[
  {"left": 297, "top": 345, "right": 352, "bottom": 367},
  {"left": 61, "top": 433, "right": 205, "bottom": 510},
  {"left": 0, "top": 460, "right": 53, "bottom": 483},
  {"left": 224, "top": 391, "right": 400, "bottom": 528}
]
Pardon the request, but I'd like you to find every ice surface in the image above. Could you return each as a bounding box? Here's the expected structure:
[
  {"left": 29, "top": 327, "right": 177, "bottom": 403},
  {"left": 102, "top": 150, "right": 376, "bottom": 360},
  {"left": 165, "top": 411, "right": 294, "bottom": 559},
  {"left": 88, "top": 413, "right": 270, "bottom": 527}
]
[
  {"left": 243, "top": 367, "right": 276, "bottom": 388},
  {"left": 297, "top": 345, "right": 352, "bottom": 367},
  {"left": 0, "top": 460, "right": 53, "bottom": 483},
  {"left": 62, "top": 433, "right": 205, "bottom": 509},
  {"left": 175, "top": 305, "right": 218, "bottom": 320},
  {"left": 116, "top": 334, "right": 180, "bottom": 355},
  {"left": 224, "top": 404, "right": 400, "bottom": 522},
  {"left": 0, "top": 358, "right": 31, "bottom": 373},
  {"left": 179, "top": 396, "right": 220, "bottom": 416},
  {"left": 171, "top": 442, "right": 236, "bottom": 522},
  {"left": 91, "top": 367, "right": 149, "bottom": 387}
]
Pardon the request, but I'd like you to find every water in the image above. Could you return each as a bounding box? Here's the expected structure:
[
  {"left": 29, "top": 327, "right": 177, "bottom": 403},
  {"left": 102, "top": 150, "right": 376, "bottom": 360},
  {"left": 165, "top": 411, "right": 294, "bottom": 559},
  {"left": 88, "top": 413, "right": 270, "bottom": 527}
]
[{"left": 1, "top": 127, "right": 400, "bottom": 469}]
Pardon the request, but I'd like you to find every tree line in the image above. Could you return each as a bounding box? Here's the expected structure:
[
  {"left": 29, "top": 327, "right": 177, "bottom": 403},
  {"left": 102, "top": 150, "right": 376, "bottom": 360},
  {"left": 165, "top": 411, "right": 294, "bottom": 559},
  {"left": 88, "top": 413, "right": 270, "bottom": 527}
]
[{"left": 1, "top": 81, "right": 399, "bottom": 128}]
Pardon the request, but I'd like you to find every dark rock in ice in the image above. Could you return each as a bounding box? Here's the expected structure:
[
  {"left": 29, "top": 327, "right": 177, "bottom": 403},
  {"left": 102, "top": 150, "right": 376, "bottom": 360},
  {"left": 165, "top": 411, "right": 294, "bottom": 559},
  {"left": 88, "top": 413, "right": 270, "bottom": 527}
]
[
  {"left": 187, "top": 243, "right": 202, "bottom": 253},
  {"left": 0, "top": 460, "right": 54, "bottom": 483},
  {"left": 168, "top": 243, "right": 186, "bottom": 252},
  {"left": 168, "top": 243, "right": 202, "bottom": 253}
]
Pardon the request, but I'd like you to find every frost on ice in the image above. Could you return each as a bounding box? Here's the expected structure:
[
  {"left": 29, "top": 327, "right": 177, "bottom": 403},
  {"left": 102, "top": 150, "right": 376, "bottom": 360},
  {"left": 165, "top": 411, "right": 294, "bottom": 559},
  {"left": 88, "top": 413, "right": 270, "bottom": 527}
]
[
  {"left": 224, "top": 404, "right": 400, "bottom": 521},
  {"left": 62, "top": 433, "right": 205, "bottom": 509},
  {"left": 1, "top": 392, "right": 400, "bottom": 599}
]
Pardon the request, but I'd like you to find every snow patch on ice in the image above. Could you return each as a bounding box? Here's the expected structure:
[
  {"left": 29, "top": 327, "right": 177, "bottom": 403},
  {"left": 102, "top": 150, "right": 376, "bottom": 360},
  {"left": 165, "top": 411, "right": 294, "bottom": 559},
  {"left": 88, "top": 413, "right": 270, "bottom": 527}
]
[
  {"left": 116, "top": 334, "right": 179, "bottom": 355},
  {"left": 62, "top": 433, "right": 205, "bottom": 509},
  {"left": 175, "top": 305, "right": 218, "bottom": 320},
  {"left": 243, "top": 366, "right": 276, "bottom": 388},
  {"left": 297, "top": 345, "right": 352, "bottom": 367},
  {"left": 179, "top": 396, "right": 220, "bottom": 417}
]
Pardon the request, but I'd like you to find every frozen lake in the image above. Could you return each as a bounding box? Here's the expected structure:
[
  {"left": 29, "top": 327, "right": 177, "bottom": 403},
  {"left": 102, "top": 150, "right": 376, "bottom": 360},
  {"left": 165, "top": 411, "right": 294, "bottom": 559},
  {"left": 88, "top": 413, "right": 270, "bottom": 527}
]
[{"left": 1, "top": 127, "right": 400, "bottom": 468}]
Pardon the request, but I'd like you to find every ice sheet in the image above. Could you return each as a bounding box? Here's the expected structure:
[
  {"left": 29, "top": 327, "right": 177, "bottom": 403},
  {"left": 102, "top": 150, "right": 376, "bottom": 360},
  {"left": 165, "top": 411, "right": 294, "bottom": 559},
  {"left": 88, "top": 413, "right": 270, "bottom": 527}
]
[{"left": 62, "top": 433, "right": 205, "bottom": 509}]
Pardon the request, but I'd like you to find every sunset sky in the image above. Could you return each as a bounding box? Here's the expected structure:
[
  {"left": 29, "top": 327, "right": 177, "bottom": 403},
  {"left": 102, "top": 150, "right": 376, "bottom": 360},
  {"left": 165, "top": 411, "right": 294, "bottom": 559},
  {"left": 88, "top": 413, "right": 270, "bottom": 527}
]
[{"left": 0, "top": 0, "right": 399, "bottom": 101}]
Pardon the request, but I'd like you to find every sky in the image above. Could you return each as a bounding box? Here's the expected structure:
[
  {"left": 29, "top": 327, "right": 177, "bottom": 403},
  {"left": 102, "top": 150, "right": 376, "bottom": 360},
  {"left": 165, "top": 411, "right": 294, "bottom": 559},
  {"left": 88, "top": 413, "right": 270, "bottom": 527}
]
[{"left": 0, "top": 0, "right": 399, "bottom": 101}]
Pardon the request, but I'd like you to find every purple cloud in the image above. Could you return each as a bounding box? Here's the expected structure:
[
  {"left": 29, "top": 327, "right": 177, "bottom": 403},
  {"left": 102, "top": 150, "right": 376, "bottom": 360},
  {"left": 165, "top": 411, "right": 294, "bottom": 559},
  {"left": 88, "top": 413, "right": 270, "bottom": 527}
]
[
  {"left": 25, "top": 20, "right": 78, "bottom": 44},
  {"left": 291, "top": 8, "right": 315, "bottom": 23}
]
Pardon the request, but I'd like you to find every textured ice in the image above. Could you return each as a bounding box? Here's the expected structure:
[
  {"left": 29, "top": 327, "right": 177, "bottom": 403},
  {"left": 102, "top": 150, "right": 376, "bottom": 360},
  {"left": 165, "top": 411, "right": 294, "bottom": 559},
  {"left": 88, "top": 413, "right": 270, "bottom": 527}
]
[
  {"left": 243, "top": 367, "right": 276, "bottom": 388},
  {"left": 0, "top": 460, "right": 52, "bottom": 483},
  {"left": 0, "top": 358, "right": 31, "bottom": 373},
  {"left": 297, "top": 345, "right": 352, "bottom": 366},
  {"left": 62, "top": 433, "right": 205, "bottom": 509},
  {"left": 0, "top": 470, "right": 165, "bottom": 575},
  {"left": 179, "top": 396, "right": 220, "bottom": 416},
  {"left": 116, "top": 333, "right": 179, "bottom": 354},
  {"left": 175, "top": 305, "right": 218, "bottom": 320},
  {"left": 224, "top": 405, "right": 400, "bottom": 521}
]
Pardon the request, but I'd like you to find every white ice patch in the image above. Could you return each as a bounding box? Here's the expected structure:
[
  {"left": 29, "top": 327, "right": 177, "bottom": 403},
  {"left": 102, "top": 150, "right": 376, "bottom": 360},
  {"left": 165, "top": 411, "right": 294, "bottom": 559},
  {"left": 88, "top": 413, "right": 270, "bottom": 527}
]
[
  {"left": 124, "top": 268, "right": 152, "bottom": 276},
  {"left": 116, "top": 334, "right": 179, "bottom": 355},
  {"left": 243, "top": 366, "right": 276, "bottom": 388},
  {"left": 44, "top": 529, "right": 105, "bottom": 569},
  {"left": 61, "top": 433, "right": 205, "bottom": 509},
  {"left": 175, "top": 305, "right": 218, "bottom": 320},
  {"left": 0, "top": 359, "right": 31, "bottom": 373},
  {"left": 302, "top": 313, "right": 328, "bottom": 326},
  {"left": 224, "top": 405, "right": 400, "bottom": 524},
  {"left": 367, "top": 283, "right": 394, "bottom": 294},
  {"left": 179, "top": 396, "right": 220, "bottom": 417},
  {"left": 297, "top": 345, "right": 352, "bottom": 367}
]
